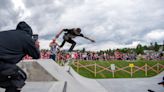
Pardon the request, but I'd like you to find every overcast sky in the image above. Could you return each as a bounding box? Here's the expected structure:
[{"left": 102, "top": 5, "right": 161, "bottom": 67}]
[{"left": 0, "top": 0, "right": 164, "bottom": 51}]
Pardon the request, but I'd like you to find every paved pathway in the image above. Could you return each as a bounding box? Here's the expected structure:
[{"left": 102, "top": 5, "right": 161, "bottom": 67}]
[{"left": 97, "top": 72, "right": 164, "bottom": 92}]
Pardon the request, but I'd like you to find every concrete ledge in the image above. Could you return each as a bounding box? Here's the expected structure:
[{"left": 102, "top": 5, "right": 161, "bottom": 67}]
[{"left": 18, "top": 60, "right": 57, "bottom": 81}]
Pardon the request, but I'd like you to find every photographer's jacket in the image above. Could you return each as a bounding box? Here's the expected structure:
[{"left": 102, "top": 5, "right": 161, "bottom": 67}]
[{"left": 0, "top": 22, "right": 40, "bottom": 64}]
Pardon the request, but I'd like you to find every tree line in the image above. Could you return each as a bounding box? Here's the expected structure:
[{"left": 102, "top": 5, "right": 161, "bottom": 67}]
[{"left": 83, "top": 42, "right": 164, "bottom": 55}]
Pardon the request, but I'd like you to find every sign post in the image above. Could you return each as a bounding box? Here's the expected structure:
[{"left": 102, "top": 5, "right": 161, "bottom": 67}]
[
  {"left": 129, "top": 64, "right": 134, "bottom": 77},
  {"left": 111, "top": 64, "right": 115, "bottom": 78}
]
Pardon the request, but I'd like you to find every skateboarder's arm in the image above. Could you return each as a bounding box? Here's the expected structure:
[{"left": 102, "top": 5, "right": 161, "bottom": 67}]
[
  {"left": 79, "top": 34, "right": 95, "bottom": 42},
  {"left": 56, "top": 29, "right": 64, "bottom": 38},
  {"left": 84, "top": 36, "right": 95, "bottom": 42}
]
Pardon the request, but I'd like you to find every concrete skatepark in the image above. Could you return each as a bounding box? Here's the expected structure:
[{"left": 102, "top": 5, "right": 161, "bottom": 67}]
[{"left": 0, "top": 59, "right": 163, "bottom": 92}]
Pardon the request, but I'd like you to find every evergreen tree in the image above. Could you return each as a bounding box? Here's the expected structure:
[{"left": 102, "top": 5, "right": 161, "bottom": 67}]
[
  {"left": 82, "top": 48, "right": 86, "bottom": 52},
  {"left": 135, "top": 44, "right": 144, "bottom": 54},
  {"left": 143, "top": 45, "right": 148, "bottom": 50},
  {"left": 154, "top": 42, "right": 159, "bottom": 51}
]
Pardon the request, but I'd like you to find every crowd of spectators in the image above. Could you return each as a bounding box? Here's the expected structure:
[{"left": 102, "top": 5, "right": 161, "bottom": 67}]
[{"left": 23, "top": 49, "right": 164, "bottom": 61}]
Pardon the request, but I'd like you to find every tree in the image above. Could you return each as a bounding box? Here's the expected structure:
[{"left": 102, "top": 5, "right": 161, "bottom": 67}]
[
  {"left": 119, "top": 48, "right": 128, "bottom": 53},
  {"left": 82, "top": 48, "right": 86, "bottom": 52},
  {"left": 135, "top": 44, "right": 144, "bottom": 54},
  {"left": 154, "top": 42, "right": 159, "bottom": 51},
  {"left": 149, "top": 42, "right": 154, "bottom": 50},
  {"left": 143, "top": 45, "right": 148, "bottom": 50}
]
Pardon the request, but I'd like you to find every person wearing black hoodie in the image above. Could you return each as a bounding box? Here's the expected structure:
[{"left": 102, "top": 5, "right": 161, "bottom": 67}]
[{"left": 0, "top": 21, "right": 40, "bottom": 92}]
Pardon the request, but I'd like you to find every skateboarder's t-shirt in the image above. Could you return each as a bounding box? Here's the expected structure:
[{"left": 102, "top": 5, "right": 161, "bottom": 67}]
[{"left": 63, "top": 29, "right": 84, "bottom": 40}]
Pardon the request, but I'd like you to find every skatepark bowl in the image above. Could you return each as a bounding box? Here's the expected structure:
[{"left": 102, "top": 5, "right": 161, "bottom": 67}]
[{"left": 0, "top": 59, "right": 164, "bottom": 92}]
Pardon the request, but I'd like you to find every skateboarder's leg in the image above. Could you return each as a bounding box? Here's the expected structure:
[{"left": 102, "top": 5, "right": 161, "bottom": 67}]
[
  {"left": 67, "top": 39, "right": 76, "bottom": 52},
  {"left": 60, "top": 40, "right": 66, "bottom": 48}
]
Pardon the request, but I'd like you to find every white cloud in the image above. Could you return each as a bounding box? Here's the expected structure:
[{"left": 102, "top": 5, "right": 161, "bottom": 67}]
[
  {"left": 20, "top": 0, "right": 164, "bottom": 50},
  {"left": 1, "top": 0, "right": 164, "bottom": 51},
  {"left": 11, "top": 0, "right": 31, "bottom": 20},
  {"left": 39, "top": 39, "right": 51, "bottom": 50},
  {"left": 145, "top": 29, "right": 164, "bottom": 41}
]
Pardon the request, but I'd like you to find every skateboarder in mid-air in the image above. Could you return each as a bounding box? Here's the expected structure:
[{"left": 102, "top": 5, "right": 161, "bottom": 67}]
[{"left": 56, "top": 28, "right": 95, "bottom": 52}]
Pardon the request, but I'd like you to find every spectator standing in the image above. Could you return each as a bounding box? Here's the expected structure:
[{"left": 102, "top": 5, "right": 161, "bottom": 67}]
[{"left": 49, "top": 38, "right": 59, "bottom": 61}]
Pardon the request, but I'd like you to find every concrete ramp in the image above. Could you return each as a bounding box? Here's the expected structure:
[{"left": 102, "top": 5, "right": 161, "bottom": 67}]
[
  {"left": 1, "top": 59, "right": 163, "bottom": 92},
  {"left": 0, "top": 82, "right": 62, "bottom": 92},
  {"left": 18, "top": 61, "right": 57, "bottom": 81},
  {"left": 0, "top": 59, "right": 99, "bottom": 92},
  {"left": 0, "top": 60, "right": 65, "bottom": 92},
  {"left": 22, "top": 81, "right": 65, "bottom": 92},
  {"left": 36, "top": 59, "right": 103, "bottom": 92},
  {"left": 69, "top": 67, "right": 107, "bottom": 92},
  {"left": 21, "top": 60, "right": 163, "bottom": 92}
]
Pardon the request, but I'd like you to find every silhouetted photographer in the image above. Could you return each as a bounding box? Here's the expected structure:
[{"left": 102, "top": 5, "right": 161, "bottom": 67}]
[{"left": 0, "top": 21, "right": 40, "bottom": 92}]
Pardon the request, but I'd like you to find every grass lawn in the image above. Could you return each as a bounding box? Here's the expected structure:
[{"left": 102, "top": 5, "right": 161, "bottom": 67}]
[{"left": 71, "top": 60, "right": 164, "bottom": 79}]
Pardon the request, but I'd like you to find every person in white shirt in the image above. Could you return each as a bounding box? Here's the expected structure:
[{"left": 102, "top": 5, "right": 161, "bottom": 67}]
[{"left": 49, "top": 38, "right": 59, "bottom": 61}]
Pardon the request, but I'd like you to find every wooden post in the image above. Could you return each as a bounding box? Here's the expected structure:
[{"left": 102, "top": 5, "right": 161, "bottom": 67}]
[
  {"left": 77, "top": 61, "right": 79, "bottom": 72},
  {"left": 145, "top": 63, "right": 147, "bottom": 77},
  {"left": 112, "top": 70, "right": 115, "bottom": 78},
  {"left": 94, "top": 63, "right": 97, "bottom": 77},
  {"left": 130, "top": 67, "right": 133, "bottom": 77},
  {"left": 157, "top": 63, "right": 159, "bottom": 73}
]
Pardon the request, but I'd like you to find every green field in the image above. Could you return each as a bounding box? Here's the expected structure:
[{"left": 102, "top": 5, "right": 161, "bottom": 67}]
[{"left": 71, "top": 60, "right": 164, "bottom": 79}]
